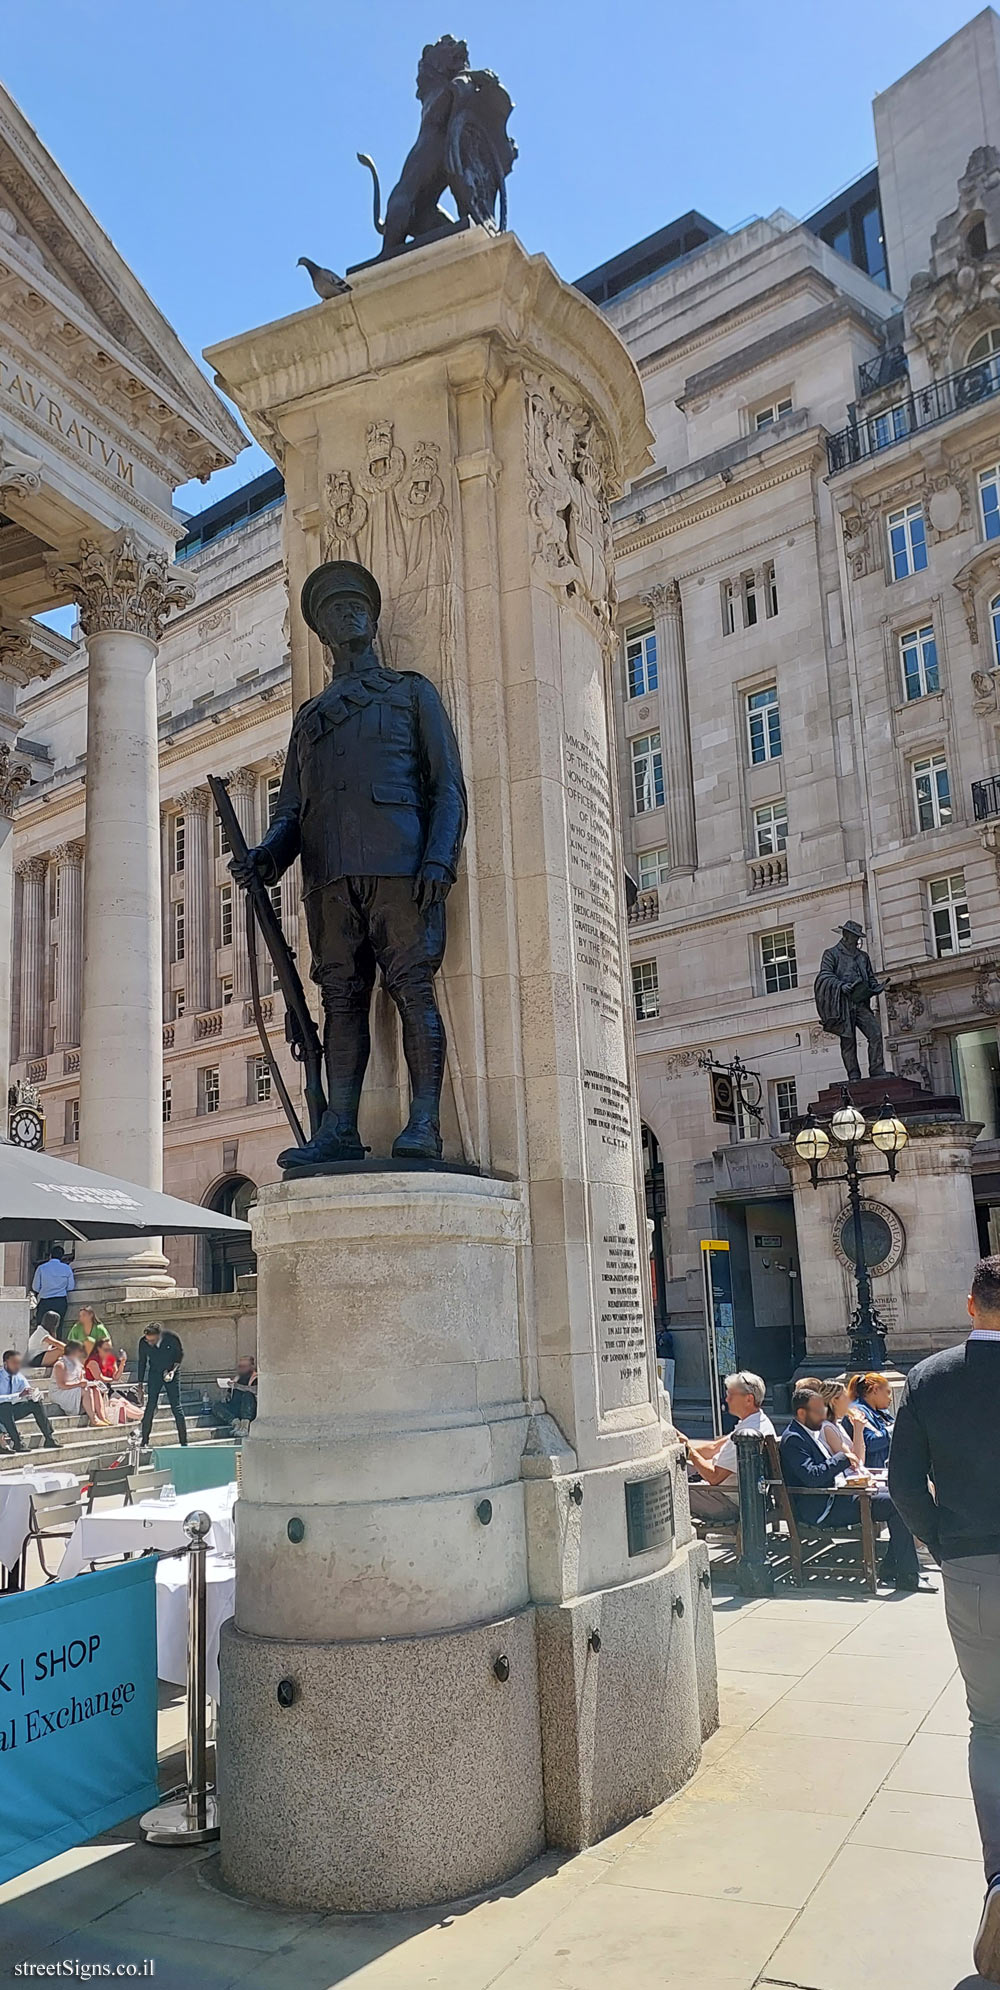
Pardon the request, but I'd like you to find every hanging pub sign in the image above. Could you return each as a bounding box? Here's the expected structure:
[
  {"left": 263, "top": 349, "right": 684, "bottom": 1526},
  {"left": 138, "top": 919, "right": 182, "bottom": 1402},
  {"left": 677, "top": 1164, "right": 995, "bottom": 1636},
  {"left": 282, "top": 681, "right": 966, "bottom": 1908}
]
[{"left": 709, "top": 1069, "right": 736, "bottom": 1125}]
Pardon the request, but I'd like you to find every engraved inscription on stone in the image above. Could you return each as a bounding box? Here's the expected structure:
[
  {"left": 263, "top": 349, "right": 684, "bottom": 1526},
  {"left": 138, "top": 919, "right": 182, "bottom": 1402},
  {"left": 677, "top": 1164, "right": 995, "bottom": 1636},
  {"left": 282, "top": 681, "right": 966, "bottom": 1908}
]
[
  {"left": 564, "top": 711, "right": 651, "bottom": 1415},
  {"left": 597, "top": 1220, "right": 647, "bottom": 1388},
  {"left": 625, "top": 1470, "right": 674, "bottom": 1556}
]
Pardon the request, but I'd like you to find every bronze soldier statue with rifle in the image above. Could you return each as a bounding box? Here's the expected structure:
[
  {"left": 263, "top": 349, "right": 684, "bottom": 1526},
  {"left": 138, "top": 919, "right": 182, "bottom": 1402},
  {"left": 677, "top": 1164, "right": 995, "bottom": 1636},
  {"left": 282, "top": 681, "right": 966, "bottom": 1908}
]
[{"left": 216, "top": 560, "right": 466, "bottom": 1172}]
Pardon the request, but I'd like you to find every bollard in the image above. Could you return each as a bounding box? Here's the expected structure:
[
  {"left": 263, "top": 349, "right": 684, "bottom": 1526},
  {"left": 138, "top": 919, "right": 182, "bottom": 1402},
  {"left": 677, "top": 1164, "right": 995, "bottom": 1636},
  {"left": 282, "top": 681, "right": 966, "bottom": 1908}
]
[
  {"left": 140, "top": 1510, "right": 220, "bottom": 1844},
  {"left": 733, "top": 1429, "right": 774, "bottom": 1597}
]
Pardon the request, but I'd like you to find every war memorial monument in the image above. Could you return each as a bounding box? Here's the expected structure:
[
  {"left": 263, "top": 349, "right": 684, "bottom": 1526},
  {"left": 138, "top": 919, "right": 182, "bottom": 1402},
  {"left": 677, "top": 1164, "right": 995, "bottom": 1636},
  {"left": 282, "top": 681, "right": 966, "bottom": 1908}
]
[{"left": 209, "top": 39, "right": 717, "bottom": 1911}]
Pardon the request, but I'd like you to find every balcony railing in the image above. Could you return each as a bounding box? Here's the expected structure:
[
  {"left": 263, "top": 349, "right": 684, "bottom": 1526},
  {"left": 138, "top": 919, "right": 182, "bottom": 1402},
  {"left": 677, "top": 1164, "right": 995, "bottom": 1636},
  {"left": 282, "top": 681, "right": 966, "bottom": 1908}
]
[
  {"left": 858, "top": 345, "right": 908, "bottom": 399},
  {"left": 827, "top": 357, "right": 1000, "bottom": 473},
  {"left": 747, "top": 852, "right": 787, "bottom": 892},
  {"left": 973, "top": 775, "right": 1000, "bottom": 823},
  {"left": 628, "top": 888, "right": 659, "bottom": 925}
]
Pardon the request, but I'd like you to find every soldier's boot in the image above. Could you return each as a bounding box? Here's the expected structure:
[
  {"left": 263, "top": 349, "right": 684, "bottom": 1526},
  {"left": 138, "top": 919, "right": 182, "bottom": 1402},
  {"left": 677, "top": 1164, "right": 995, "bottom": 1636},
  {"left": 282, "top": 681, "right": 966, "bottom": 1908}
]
[
  {"left": 278, "top": 1010, "right": 369, "bottom": 1169},
  {"left": 392, "top": 991, "right": 445, "bottom": 1162}
]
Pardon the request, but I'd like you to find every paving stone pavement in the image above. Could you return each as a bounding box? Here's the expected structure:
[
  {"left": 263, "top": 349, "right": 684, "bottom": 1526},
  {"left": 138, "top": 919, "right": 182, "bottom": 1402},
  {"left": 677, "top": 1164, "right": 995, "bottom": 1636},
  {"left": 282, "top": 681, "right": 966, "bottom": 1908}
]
[{"left": 0, "top": 1586, "right": 990, "bottom": 1990}]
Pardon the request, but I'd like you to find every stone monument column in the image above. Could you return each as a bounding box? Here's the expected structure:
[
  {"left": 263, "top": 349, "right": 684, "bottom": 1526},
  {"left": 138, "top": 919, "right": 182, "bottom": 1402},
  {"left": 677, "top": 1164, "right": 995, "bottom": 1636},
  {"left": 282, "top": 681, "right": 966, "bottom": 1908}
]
[
  {"left": 642, "top": 580, "right": 696, "bottom": 872},
  {"left": 208, "top": 229, "right": 716, "bottom": 1912},
  {"left": 53, "top": 842, "right": 84, "bottom": 1049},
  {"left": 178, "top": 787, "right": 212, "bottom": 1014},
  {"left": 0, "top": 623, "right": 55, "bottom": 1090},
  {"left": 226, "top": 768, "right": 257, "bottom": 999},
  {"left": 15, "top": 856, "right": 47, "bottom": 1062},
  {"left": 48, "top": 530, "right": 190, "bottom": 1297}
]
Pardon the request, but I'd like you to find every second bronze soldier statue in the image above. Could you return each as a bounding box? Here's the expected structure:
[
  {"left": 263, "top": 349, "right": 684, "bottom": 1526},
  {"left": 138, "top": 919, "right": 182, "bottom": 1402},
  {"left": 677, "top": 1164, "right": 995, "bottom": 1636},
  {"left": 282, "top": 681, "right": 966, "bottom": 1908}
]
[{"left": 231, "top": 560, "right": 467, "bottom": 1166}]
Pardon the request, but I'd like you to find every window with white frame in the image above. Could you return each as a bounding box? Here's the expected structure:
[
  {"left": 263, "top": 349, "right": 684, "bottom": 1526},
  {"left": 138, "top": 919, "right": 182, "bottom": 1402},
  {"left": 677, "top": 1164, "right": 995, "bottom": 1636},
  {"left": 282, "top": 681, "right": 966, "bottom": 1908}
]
[
  {"left": 754, "top": 800, "right": 788, "bottom": 856},
  {"left": 249, "top": 1053, "right": 272, "bottom": 1104},
  {"left": 637, "top": 846, "right": 671, "bottom": 888},
  {"left": 162, "top": 1076, "right": 172, "bottom": 1125},
  {"left": 171, "top": 814, "right": 185, "bottom": 874},
  {"left": 631, "top": 732, "right": 664, "bottom": 813},
  {"left": 220, "top": 975, "right": 233, "bottom": 1006},
  {"left": 871, "top": 404, "right": 911, "bottom": 452},
  {"left": 632, "top": 959, "right": 659, "bottom": 1020},
  {"left": 913, "top": 753, "right": 952, "bottom": 832},
  {"left": 172, "top": 899, "right": 185, "bottom": 963},
  {"left": 746, "top": 685, "right": 781, "bottom": 764},
  {"left": 969, "top": 327, "right": 1000, "bottom": 387},
  {"left": 215, "top": 814, "right": 231, "bottom": 858},
  {"left": 980, "top": 463, "right": 1000, "bottom": 543},
  {"left": 759, "top": 927, "right": 797, "bottom": 994},
  {"left": 992, "top": 593, "right": 1000, "bottom": 669},
  {"left": 763, "top": 560, "right": 778, "bottom": 618},
  {"left": 899, "top": 624, "right": 939, "bottom": 701},
  {"left": 721, "top": 579, "right": 736, "bottom": 636},
  {"left": 220, "top": 883, "right": 234, "bottom": 948},
  {"left": 742, "top": 572, "right": 759, "bottom": 627},
  {"left": 929, "top": 872, "right": 971, "bottom": 957},
  {"left": 265, "top": 773, "right": 282, "bottom": 825},
  {"left": 199, "top": 1065, "right": 220, "bottom": 1116},
  {"left": 773, "top": 1076, "right": 799, "bottom": 1136},
  {"left": 173, "top": 990, "right": 185, "bottom": 1020},
  {"left": 267, "top": 883, "right": 284, "bottom": 938},
  {"left": 53, "top": 867, "right": 61, "bottom": 918},
  {"left": 625, "top": 624, "right": 658, "bottom": 699},
  {"left": 66, "top": 1097, "right": 79, "bottom": 1144},
  {"left": 887, "top": 504, "right": 928, "bottom": 581},
  {"left": 753, "top": 395, "right": 793, "bottom": 431},
  {"left": 734, "top": 1084, "right": 760, "bottom": 1142}
]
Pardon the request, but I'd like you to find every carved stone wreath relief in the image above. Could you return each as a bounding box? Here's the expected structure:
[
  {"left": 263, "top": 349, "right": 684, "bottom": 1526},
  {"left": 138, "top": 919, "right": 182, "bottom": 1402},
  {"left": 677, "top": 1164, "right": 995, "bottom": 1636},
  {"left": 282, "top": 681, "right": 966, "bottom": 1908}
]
[{"left": 524, "top": 374, "right": 616, "bottom": 648}]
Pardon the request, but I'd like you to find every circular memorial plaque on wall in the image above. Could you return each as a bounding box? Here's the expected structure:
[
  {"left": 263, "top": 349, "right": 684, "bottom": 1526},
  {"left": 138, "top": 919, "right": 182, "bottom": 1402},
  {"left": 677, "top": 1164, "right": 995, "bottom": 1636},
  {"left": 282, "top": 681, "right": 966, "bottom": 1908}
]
[{"left": 831, "top": 1198, "right": 905, "bottom": 1278}]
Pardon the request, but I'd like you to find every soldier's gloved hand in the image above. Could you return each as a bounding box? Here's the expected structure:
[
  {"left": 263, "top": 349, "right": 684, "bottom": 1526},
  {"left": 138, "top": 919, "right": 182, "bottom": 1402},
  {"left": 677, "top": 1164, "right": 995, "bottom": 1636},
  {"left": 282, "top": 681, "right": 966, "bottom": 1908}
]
[
  {"left": 415, "top": 863, "right": 452, "bottom": 910},
  {"left": 229, "top": 846, "right": 276, "bottom": 889}
]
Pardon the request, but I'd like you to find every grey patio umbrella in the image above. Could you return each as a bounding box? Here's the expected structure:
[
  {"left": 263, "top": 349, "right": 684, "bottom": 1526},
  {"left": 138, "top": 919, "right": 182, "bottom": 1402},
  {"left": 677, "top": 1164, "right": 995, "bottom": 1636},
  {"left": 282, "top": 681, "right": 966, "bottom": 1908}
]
[{"left": 0, "top": 1138, "right": 253, "bottom": 1243}]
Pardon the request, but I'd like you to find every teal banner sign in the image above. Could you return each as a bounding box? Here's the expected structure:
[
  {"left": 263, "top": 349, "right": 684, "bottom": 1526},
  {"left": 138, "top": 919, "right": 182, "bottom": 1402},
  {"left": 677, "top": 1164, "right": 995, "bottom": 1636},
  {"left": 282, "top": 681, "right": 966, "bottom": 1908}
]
[{"left": 0, "top": 1557, "right": 159, "bottom": 1883}]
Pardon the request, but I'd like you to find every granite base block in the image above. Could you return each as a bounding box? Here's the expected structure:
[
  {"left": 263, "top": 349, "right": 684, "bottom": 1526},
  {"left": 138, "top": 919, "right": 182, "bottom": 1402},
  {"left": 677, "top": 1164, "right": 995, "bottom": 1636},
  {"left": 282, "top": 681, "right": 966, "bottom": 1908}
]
[
  {"left": 534, "top": 1540, "right": 710, "bottom": 1851},
  {"left": 689, "top": 1536, "right": 720, "bottom": 1741},
  {"left": 218, "top": 1607, "right": 544, "bottom": 1911}
]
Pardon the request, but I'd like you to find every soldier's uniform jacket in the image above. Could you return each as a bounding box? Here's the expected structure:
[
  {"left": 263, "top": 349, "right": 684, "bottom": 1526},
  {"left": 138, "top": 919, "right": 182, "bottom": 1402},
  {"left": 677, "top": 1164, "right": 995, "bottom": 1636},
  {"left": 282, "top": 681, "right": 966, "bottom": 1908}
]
[
  {"left": 814, "top": 940, "right": 881, "bottom": 1038},
  {"left": 258, "top": 659, "right": 467, "bottom": 893}
]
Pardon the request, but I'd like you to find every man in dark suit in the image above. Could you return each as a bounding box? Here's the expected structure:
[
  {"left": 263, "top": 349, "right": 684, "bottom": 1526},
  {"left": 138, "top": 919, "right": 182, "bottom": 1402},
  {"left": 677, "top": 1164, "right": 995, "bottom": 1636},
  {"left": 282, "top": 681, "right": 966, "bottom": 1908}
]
[
  {"left": 890, "top": 1255, "right": 1000, "bottom": 1981},
  {"left": 779, "top": 1382, "right": 927, "bottom": 1590},
  {"left": 137, "top": 1323, "right": 187, "bottom": 1449},
  {"left": 233, "top": 561, "right": 467, "bottom": 1166}
]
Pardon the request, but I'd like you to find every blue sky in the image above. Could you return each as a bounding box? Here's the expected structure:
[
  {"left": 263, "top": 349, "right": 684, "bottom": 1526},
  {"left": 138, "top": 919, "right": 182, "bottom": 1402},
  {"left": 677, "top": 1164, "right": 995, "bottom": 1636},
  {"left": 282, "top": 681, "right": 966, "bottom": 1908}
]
[{"left": 2, "top": 0, "right": 985, "bottom": 513}]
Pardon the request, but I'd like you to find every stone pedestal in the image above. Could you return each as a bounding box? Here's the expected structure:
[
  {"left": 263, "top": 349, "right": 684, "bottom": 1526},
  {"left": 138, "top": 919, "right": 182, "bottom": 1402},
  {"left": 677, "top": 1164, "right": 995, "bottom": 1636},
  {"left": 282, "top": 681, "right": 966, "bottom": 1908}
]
[{"left": 210, "top": 228, "right": 716, "bottom": 1911}]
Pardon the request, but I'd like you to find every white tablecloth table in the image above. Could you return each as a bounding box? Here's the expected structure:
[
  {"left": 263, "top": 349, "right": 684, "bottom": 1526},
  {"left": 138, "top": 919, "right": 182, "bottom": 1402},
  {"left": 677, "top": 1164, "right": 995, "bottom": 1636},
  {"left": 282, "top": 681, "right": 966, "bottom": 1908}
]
[
  {"left": 56, "top": 1484, "right": 238, "bottom": 1580},
  {"left": 155, "top": 1552, "right": 235, "bottom": 1701},
  {"left": 0, "top": 1469, "right": 81, "bottom": 1572}
]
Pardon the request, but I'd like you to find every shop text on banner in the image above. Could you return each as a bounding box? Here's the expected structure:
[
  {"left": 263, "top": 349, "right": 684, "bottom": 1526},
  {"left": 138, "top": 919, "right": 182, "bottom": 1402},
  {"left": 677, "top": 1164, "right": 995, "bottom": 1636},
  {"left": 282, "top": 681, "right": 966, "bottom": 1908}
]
[{"left": 0, "top": 1557, "right": 159, "bottom": 1883}]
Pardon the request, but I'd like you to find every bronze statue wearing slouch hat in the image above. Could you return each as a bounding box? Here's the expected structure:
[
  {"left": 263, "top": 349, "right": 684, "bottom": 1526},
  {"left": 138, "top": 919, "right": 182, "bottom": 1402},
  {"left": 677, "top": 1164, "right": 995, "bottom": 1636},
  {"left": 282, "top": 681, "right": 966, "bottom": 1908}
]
[
  {"left": 814, "top": 920, "right": 888, "bottom": 1082},
  {"left": 228, "top": 559, "right": 467, "bottom": 1169}
]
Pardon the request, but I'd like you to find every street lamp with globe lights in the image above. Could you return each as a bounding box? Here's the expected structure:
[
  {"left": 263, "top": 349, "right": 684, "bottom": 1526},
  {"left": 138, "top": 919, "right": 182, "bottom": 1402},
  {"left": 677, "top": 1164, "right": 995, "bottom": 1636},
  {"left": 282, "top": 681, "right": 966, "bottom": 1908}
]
[{"left": 794, "top": 1091, "right": 908, "bottom": 1370}]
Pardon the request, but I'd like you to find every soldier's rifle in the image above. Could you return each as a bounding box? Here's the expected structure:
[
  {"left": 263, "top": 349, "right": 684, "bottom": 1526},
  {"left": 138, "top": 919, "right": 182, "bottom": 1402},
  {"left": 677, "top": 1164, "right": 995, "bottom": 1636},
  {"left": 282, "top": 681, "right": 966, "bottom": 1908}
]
[{"left": 208, "top": 775, "right": 326, "bottom": 1149}]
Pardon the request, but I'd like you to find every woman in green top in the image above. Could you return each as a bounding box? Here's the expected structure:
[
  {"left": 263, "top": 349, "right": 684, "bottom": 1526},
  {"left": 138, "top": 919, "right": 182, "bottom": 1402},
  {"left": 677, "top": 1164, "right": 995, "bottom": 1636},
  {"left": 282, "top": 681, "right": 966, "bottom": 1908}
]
[{"left": 65, "top": 1303, "right": 112, "bottom": 1352}]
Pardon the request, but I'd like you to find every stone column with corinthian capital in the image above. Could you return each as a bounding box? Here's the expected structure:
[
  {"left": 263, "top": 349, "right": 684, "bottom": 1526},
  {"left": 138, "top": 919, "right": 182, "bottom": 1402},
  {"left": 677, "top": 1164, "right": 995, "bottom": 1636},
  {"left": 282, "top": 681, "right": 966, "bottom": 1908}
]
[
  {"left": 47, "top": 530, "right": 191, "bottom": 1299},
  {"left": 53, "top": 842, "right": 84, "bottom": 1050},
  {"left": 641, "top": 580, "right": 696, "bottom": 873},
  {"left": 0, "top": 623, "right": 57, "bottom": 1098},
  {"left": 178, "top": 787, "right": 212, "bottom": 1014},
  {"left": 226, "top": 768, "right": 258, "bottom": 999},
  {"left": 14, "top": 855, "right": 47, "bottom": 1062}
]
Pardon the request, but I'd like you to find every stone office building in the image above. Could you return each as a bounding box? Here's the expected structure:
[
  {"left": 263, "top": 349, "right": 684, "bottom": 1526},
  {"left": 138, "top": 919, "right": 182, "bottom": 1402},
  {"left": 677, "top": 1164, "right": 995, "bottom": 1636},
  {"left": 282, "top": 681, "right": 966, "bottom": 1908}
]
[
  {"left": 596, "top": 10, "right": 1000, "bottom": 1409},
  {"left": 10, "top": 13, "right": 1000, "bottom": 1375}
]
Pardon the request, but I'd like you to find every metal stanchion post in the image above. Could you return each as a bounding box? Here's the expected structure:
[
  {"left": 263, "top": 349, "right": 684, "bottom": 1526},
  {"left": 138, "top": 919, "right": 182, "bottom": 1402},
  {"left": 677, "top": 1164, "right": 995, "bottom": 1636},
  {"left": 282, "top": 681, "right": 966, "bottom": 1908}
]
[
  {"left": 140, "top": 1510, "right": 220, "bottom": 1844},
  {"left": 733, "top": 1429, "right": 774, "bottom": 1597}
]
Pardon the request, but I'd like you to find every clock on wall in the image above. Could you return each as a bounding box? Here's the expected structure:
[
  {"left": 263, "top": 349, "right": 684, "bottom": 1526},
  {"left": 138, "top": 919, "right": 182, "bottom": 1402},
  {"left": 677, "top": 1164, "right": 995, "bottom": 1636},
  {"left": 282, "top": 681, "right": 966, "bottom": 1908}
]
[{"left": 8, "top": 1105, "right": 44, "bottom": 1151}]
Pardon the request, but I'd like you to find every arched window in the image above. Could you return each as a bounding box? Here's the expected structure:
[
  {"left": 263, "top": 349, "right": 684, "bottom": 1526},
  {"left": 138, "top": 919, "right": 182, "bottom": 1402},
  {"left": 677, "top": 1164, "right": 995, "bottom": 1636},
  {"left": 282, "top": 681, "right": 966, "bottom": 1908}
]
[
  {"left": 966, "top": 218, "right": 989, "bottom": 260},
  {"left": 203, "top": 1174, "right": 257, "bottom": 1293},
  {"left": 968, "top": 327, "right": 1000, "bottom": 366},
  {"left": 991, "top": 592, "right": 1000, "bottom": 671}
]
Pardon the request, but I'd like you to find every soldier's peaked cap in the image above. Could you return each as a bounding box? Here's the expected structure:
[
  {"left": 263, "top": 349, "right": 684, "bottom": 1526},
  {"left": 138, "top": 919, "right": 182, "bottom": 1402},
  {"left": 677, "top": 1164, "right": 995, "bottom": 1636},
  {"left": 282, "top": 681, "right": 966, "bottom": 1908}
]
[{"left": 300, "top": 561, "right": 381, "bottom": 634}]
